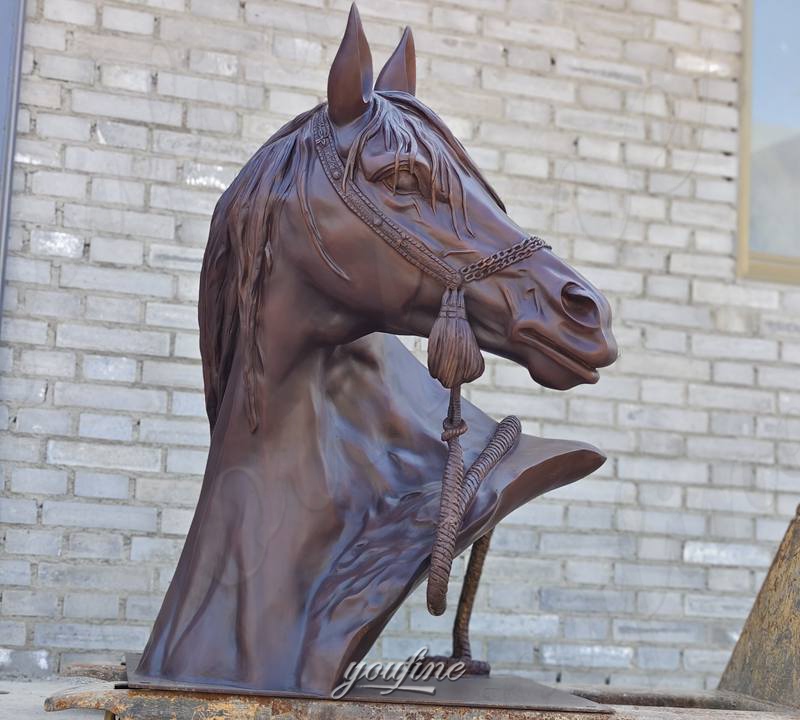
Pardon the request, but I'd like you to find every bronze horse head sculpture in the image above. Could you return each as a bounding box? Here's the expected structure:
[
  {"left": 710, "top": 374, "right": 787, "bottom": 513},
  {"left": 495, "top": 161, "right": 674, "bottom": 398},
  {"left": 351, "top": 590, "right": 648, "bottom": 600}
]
[{"left": 135, "top": 5, "right": 617, "bottom": 696}]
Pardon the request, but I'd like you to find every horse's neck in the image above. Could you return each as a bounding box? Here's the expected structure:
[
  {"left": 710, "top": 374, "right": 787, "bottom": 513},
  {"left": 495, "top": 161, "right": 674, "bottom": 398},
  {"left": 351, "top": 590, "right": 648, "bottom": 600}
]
[{"left": 209, "top": 333, "right": 445, "bottom": 510}]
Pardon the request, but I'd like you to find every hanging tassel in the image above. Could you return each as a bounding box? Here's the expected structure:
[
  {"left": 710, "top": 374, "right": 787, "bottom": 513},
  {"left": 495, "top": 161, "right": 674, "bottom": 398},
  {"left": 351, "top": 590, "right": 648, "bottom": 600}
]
[{"left": 427, "top": 286, "right": 484, "bottom": 389}]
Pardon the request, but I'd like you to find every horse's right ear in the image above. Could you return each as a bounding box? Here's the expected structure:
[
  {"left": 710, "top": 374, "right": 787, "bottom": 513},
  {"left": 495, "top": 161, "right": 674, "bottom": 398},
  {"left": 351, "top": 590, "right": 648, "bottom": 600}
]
[
  {"left": 375, "top": 26, "right": 416, "bottom": 95},
  {"left": 327, "top": 4, "right": 373, "bottom": 126}
]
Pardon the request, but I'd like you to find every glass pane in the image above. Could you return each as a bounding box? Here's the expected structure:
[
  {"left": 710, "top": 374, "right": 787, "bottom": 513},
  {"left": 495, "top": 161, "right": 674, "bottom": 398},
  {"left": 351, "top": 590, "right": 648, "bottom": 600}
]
[{"left": 749, "top": 0, "right": 800, "bottom": 258}]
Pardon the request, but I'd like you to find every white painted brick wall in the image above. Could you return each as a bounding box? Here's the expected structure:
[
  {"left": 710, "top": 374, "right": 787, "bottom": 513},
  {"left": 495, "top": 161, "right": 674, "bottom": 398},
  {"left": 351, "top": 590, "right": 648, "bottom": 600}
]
[{"left": 1, "top": 0, "right": 798, "bottom": 692}]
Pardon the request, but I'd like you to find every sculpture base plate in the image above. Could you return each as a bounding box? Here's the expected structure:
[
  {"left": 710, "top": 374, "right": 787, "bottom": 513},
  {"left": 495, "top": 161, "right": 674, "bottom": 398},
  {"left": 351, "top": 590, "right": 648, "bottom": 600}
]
[
  {"left": 124, "top": 654, "right": 610, "bottom": 713},
  {"left": 44, "top": 682, "right": 800, "bottom": 720}
]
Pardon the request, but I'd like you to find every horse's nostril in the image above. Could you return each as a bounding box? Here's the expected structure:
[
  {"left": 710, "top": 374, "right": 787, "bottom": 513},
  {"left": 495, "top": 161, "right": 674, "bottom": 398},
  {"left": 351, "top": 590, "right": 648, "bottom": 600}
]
[{"left": 561, "top": 283, "right": 601, "bottom": 327}]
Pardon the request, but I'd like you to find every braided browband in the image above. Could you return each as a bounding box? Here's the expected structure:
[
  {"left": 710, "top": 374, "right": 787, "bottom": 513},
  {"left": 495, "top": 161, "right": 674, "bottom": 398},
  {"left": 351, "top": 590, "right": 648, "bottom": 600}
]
[{"left": 312, "top": 109, "right": 549, "bottom": 288}]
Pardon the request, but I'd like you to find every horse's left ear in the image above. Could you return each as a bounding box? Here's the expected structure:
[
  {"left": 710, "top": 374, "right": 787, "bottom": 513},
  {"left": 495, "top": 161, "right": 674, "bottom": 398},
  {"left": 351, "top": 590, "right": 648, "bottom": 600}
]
[
  {"left": 375, "top": 26, "right": 416, "bottom": 95},
  {"left": 328, "top": 4, "right": 374, "bottom": 125}
]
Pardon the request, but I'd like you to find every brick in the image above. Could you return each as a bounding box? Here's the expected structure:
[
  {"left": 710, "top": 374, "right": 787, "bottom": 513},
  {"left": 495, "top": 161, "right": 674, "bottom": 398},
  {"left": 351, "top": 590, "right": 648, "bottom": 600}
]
[
  {"left": 91, "top": 179, "right": 146, "bottom": 206},
  {"left": 0, "top": 499, "right": 38, "bottom": 525},
  {"left": 4, "top": 528, "right": 62, "bottom": 557},
  {"left": 55, "top": 382, "right": 165, "bottom": 413},
  {"left": 556, "top": 55, "right": 645, "bottom": 87},
  {"left": 189, "top": 49, "right": 238, "bottom": 77},
  {"left": 72, "top": 90, "right": 182, "bottom": 126},
  {"left": 42, "top": 500, "right": 157, "bottom": 531},
  {"left": 469, "top": 612, "right": 559, "bottom": 638},
  {"left": 613, "top": 619, "right": 706, "bottom": 645},
  {"left": 0, "top": 649, "right": 53, "bottom": 678},
  {"left": 2, "top": 590, "right": 59, "bottom": 617},
  {"left": 482, "top": 67, "right": 575, "bottom": 103},
  {"left": 541, "top": 588, "right": 634, "bottom": 614},
  {"left": 541, "top": 644, "right": 633, "bottom": 669},
  {"left": 74, "top": 472, "right": 130, "bottom": 500},
  {"left": 100, "top": 64, "right": 150, "bottom": 93},
  {"left": 38, "top": 55, "right": 95, "bottom": 84},
  {"left": 0, "top": 382, "right": 46, "bottom": 413},
  {"left": 0, "top": 621, "right": 27, "bottom": 645},
  {"left": 566, "top": 505, "right": 614, "bottom": 530},
  {"left": 637, "top": 646, "right": 681, "bottom": 671},
  {"left": 63, "top": 532, "right": 124, "bottom": 560},
  {"left": 165, "top": 448, "right": 206, "bottom": 474},
  {"left": 85, "top": 296, "right": 142, "bottom": 324},
  {"left": 83, "top": 355, "right": 138, "bottom": 383},
  {"left": 57, "top": 323, "right": 170, "bottom": 356},
  {"left": 102, "top": 6, "right": 155, "bottom": 35},
  {"left": 0, "top": 560, "right": 32, "bottom": 586},
  {"left": 60, "top": 264, "right": 173, "bottom": 296},
  {"left": 79, "top": 413, "right": 133, "bottom": 441},
  {"left": 540, "top": 533, "right": 636, "bottom": 559},
  {"left": 63, "top": 594, "right": 119, "bottom": 619},
  {"left": 684, "top": 594, "right": 752, "bottom": 619},
  {"left": 130, "top": 536, "right": 184, "bottom": 562},
  {"left": 34, "top": 622, "right": 150, "bottom": 650},
  {"left": 10, "top": 468, "right": 68, "bottom": 494},
  {"left": 89, "top": 237, "right": 143, "bottom": 265},
  {"left": 186, "top": 106, "right": 238, "bottom": 134},
  {"left": 30, "top": 229, "right": 84, "bottom": 258},
  {"left": 47, "top": 441, "right": 162, "bottom": 474},
  {"left": 1, "top": 317, "right": 48, "bottom": 345},
  {"left": 617, "top": 509, "right": 705, "bottom": 537},
  {"left": 139, "top": 418, "right": 207, "bottom": 446},
  {"left": 23, "top": 291, "right": 80, "bottom": 319},
  {"left": 43, "top": 0, "right": 97, "bottom": 26},
  {"left": 688, "top": 384, "right": 774, "bottom": 413},
  {"left": 678, "top": 0, "right": 740, "bottom": 30},
  {"left": 95, "top": 120, "right": 148, "bottom": 150},
  {"left": 684, "top": 541, "right": 773, "bottom": 567},
  {"left": 683, "top": 648, "right": 731, "bottom": 673},
  {"left": 126, "top": 595, "right": 162, "bottom": 621},
  {"left": 616, "top": 563, "right": 705, "bottom": 589},
  {"left": 158, "top": 73, "right": 262, "bottom": 108},
  {"left": 24, "top": 23, "right": 67, "bottom": 51},
  {"left": 36, "top": 114, "right": 91, "bottom": 141}
]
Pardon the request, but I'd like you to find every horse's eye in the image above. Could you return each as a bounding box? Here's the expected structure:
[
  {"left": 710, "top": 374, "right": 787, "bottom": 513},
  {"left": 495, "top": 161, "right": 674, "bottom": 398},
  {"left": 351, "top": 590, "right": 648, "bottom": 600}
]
[{"left": 387, "top": 169, "right": 420, "bottom": 194}]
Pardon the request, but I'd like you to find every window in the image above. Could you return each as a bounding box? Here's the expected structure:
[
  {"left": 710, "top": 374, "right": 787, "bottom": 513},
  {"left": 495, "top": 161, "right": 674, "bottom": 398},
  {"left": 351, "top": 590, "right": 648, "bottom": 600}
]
[{"left": 739, "top": 0, "right": 800, "bottom": 282}]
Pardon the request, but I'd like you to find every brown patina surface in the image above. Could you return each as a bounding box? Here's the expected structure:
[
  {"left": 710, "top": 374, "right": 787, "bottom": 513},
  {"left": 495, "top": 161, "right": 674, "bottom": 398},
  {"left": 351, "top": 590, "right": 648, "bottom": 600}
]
[{"left": 133, "top": 4, "right": 617, "bottom": 697}]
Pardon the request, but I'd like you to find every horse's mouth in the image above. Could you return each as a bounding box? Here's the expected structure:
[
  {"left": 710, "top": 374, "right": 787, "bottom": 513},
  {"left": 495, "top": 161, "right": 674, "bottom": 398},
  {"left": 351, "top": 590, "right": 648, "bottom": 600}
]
[{"left": 518, "top": 329, "right": 600, "bottom": 384}]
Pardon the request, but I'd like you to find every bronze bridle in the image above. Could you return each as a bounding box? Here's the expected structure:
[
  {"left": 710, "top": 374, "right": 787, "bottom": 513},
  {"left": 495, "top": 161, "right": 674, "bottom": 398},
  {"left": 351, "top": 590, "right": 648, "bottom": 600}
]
[{"left": 313, "top": 106, "right": 549, "bottom": 671}]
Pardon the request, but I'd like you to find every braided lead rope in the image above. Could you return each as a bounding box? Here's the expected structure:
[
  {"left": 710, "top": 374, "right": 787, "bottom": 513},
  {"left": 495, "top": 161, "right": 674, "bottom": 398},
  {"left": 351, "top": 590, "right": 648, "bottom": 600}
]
[
  {"left": 426, "top": 405, "right": 521, "bottom": 617},
  {"left": 313, "top": 106, "right": 538, "bottom": 656}
]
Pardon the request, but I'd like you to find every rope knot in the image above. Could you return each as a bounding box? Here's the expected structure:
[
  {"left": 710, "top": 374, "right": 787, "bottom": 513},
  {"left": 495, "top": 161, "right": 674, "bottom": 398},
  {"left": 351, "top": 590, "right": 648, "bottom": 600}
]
[{"left": 441, "top": 417, "right": 467, "bottom": 442}]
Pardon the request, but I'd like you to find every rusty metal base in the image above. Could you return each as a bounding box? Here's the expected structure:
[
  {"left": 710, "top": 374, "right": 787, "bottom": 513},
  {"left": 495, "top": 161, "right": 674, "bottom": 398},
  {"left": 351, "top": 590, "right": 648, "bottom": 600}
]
[
  {"left": 44, "top": 682, "right": 800, "bottom": 720},
  {"left": 123, "top": 653, "right": 609, "bottom": 714}
]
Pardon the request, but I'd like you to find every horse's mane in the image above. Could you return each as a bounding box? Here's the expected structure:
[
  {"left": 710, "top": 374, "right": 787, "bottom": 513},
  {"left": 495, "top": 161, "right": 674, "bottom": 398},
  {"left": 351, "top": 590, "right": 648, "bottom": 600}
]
[{"left": 199, "top": 93, "right": 504, "bottom": 433}]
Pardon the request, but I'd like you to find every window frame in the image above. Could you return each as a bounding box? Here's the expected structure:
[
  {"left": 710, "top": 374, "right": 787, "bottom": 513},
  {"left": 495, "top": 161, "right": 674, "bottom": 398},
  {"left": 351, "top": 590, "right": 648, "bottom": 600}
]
[
  {"left": 738, "top": 0, "right": 800, "bottom": 283},
  {"left": 0, "top": 0, "right": 26, "bottom": 314}
]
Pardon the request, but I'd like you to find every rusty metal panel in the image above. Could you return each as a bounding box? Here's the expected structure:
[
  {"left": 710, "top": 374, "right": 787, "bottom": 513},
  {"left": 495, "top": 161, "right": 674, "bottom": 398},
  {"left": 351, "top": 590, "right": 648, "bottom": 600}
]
[
  {"left": 719, "top": 505, "right": 800, "bottom": 708},
  {"left": 43, "top": 684, "right": 800, "bottom": 720}
]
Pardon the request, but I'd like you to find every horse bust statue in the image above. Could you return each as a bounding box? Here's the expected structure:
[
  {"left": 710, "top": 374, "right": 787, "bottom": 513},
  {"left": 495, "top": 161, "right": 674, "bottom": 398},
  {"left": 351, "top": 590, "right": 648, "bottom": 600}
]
[{"left": 134, "top": 5, "right": 617, "bottom": 697}]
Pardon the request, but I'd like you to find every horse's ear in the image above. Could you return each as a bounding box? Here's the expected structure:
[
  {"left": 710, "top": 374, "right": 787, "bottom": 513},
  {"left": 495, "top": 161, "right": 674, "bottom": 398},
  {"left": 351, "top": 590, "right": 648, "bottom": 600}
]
[
  {"left": 375, "top": 26, "right": 416, "bottom": 95},
  {"left": 327, "top": 4, "right": 373, "bottom": 125}
]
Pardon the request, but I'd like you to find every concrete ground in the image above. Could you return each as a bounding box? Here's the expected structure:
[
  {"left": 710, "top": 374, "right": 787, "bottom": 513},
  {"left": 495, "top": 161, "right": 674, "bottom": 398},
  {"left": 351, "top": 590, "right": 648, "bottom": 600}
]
[{"left": 0, "top": 679, "right": 103, "bottom": 720}]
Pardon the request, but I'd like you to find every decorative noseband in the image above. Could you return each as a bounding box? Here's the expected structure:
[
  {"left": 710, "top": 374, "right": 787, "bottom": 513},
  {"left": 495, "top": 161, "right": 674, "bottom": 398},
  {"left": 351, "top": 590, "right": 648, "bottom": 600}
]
[
  {"left": 312, "top": 108, "right": 550, "bottom": 291},
  {"left": 314, "top": 106, "right": 550, "bottom": 631}
]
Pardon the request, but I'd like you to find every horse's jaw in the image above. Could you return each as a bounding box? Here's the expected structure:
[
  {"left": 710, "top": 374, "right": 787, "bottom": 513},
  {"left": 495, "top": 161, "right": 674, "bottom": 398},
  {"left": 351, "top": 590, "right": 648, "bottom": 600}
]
[{"left": 135, "top": 332, "right": 604, "bottom": 696}]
